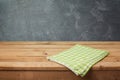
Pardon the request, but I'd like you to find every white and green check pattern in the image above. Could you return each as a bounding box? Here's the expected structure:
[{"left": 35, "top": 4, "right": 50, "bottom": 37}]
[{"left": 47, "top": 45, "right": 109, "bottom": 77}]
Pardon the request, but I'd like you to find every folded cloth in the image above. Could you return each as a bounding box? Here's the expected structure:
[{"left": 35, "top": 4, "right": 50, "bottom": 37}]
[{"left": 47, "top": 44, "right": 109, "bottom": 77}]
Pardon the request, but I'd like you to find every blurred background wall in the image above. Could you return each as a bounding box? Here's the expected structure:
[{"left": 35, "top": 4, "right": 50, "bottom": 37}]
[{"left": 0, "top": 0, "right": 120, "bottom": 41}]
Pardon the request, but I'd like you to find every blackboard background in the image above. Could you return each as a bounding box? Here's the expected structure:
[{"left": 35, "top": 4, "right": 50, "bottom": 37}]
[{"left": 0, "top": 0, "right": 120, "bottom": 41}]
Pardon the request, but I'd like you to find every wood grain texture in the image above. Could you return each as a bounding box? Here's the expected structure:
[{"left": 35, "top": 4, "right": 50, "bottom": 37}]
[
  {"left": 0, "top": 41, "right": 119, "bottom": 70},
  {"left": 0, "top": 41, "right": 119, "bottom": 80},
  {"left": 0, "top": 70, "right": 119, "bottom": 80}
]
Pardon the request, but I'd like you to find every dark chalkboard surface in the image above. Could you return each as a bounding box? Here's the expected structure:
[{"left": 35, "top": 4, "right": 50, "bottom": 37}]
[{"left": 0, "top": 0, "right": 120, "bottom": 41}]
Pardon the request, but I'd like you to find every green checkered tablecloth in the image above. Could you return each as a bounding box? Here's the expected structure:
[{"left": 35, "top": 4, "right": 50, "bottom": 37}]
[{"left": 47, "top": 45, "right": 109, "bottom": 77}]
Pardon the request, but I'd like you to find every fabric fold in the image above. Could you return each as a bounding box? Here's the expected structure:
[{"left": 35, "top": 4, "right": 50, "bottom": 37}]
[{"left": 47, "top": 44, "right": 109, "bottom": 77}]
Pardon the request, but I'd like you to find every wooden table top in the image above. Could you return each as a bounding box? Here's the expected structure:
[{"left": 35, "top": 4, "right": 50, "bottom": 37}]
[{"left": 0, "top": 41, "right": 119, "bottom": 71}]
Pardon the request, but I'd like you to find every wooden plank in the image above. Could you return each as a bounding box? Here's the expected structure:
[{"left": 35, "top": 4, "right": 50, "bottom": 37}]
[
  {"left": 0, "top": 42, "right": 119, "bottom": 71},
  {"left": 0, "top": 49, "right": 119, "bottom": 57},
  {"left": 0, "top": 56, "right": 119, "bottom": 62},
  {"left": 0, "top": 57, "right": 47, "bottom": 62},
  {"left": 0, "top": 48, "right": 120, "bottom": 57},
  {"left": 85, "top": 70, "right": 120, "bottom": 80},
  {"left": 0, "top": 70, "right": 119, "bottom": 80},
  {"left": 0, "top": 55, "right": 119, "bottom": 62},
  {"left": 0, "top": 70, "right": 81, "bottom": 80},
  {"left": 0, "top": 42, "right": 119, "bottom": 80},
  {"left": 0, "top": 49, "right": 119, "bottom": 58},
  {"left": 0, "top": 62, "right": 119, "bottom": 70},
  {"left": 0, "top": 62, "right": 66, "bottom": 70},
  {"left": 0, "top": 44, "right": 119, "bottom": 49},
  {"left": 0, "top": 41, "right": 120, "bottom": 45}
]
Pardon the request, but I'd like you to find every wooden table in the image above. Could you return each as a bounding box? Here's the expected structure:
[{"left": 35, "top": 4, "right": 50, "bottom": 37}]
[{"left": 0, "top": 41, "right": 119, "bottom": 80}]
